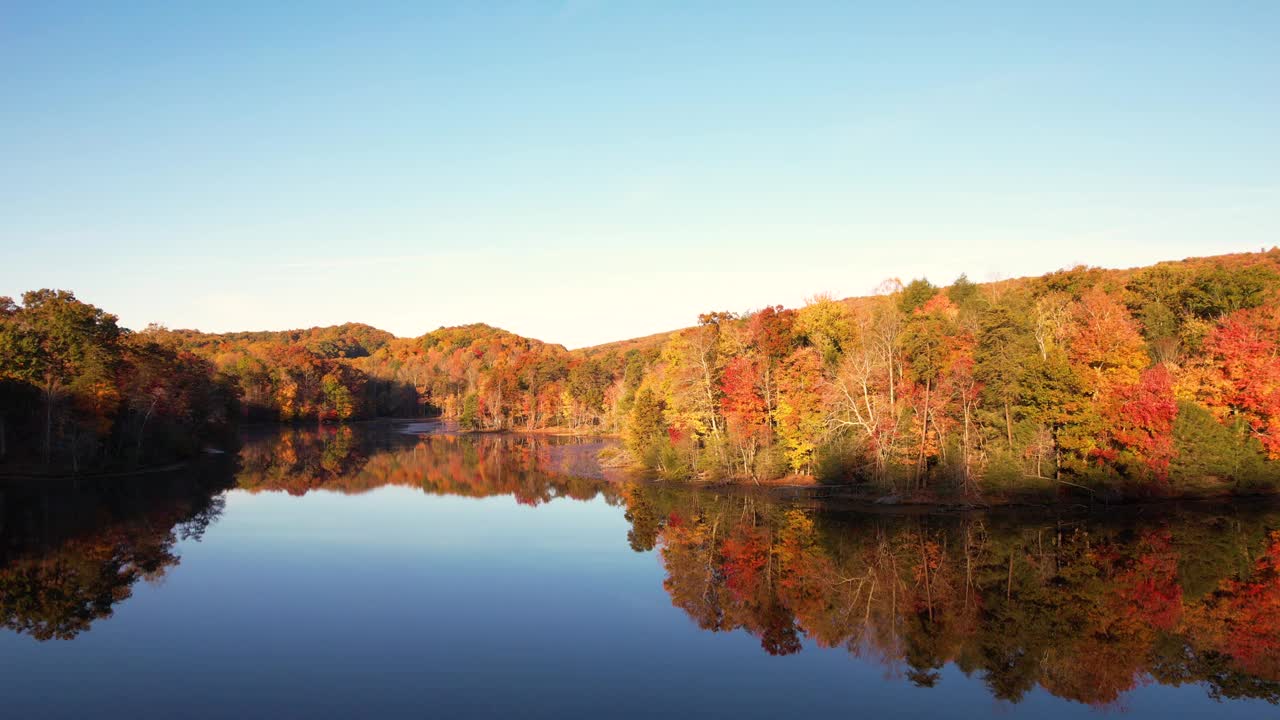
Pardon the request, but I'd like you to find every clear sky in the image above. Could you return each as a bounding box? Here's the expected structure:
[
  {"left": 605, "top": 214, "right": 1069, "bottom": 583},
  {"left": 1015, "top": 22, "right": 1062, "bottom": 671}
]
[{"left": 2, "top": 2, "right": 1277, "bottom": 348}]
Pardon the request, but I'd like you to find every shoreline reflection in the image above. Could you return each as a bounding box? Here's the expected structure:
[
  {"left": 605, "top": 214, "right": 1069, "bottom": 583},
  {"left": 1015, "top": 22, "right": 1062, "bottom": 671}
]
[{"left": 1, "top": 424, "right": 1276, "bottom": 709}]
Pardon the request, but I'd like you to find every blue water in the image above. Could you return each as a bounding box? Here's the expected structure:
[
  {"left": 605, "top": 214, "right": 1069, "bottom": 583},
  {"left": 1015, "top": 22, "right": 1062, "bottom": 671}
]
[{"left": 0, "top": 427, "right": 1276, "bottom": 718}]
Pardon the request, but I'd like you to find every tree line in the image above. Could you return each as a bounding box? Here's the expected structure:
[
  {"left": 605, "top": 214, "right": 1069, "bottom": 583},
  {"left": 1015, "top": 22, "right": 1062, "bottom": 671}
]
[
  {"left": 5, "top": 249, "right": 1280, "bottom": 497},
  {"left": 0, "top": 290, "right": 238, "bottom": 473},
  {"left": 619, "top": 251, "right": 1280, "bottom": 499}
]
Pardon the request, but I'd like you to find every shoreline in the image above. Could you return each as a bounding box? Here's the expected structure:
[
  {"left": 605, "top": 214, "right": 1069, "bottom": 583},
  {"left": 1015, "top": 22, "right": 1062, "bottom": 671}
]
[
  {"left": 626, "top": 474, "right": 1280, "bottom": 517},
  {"left": 7, "top": 421, "right": 1279, "bottom": 513},
  {"left": 617, "top": 471, "right": 1280, "bottom": 511},
  {"left": 0, "top": 460, "right": 195, "bottom": 484}
]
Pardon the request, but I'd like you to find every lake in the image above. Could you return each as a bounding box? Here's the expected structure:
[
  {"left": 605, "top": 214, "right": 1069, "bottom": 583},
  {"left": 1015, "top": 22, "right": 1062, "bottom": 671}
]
[{"left": 1, "top": 422, "right": 1277, "bottom": 718}]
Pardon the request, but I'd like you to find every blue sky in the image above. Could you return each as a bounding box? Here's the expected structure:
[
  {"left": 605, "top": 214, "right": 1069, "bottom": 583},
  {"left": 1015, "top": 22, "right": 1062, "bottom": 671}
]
[{"left": 2, "top": 1, "right": 1277, "bottom": 347}]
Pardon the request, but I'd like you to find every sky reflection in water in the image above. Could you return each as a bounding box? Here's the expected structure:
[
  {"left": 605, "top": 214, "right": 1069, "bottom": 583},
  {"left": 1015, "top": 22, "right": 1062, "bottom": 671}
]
[{"left": 0, "top": 424, "right": 1277, "bottom": 719}]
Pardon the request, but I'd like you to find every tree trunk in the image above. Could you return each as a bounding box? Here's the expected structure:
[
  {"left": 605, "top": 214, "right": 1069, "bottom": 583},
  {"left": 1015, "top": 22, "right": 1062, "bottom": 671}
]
[
  {"left": 1054, "top": 429, "right": 1061, "bottom": 481},
  {"left": 135, "top": 398, "right": 158, "bottom": 463},
  {"left": 917, "top": 380, "right": 931, "bottom": 488},
  {"left": 920, "top": 534, "right": 934, "bottom": 621},
  {"left": 43, "top": 378, "right": 55, "bottom": 465},
  {"left": 1004, "top": 400, "right": 1013, "bottom": 451},
  {"left": 1006, "top": 551, "right": 1015, "bottom": 599}
]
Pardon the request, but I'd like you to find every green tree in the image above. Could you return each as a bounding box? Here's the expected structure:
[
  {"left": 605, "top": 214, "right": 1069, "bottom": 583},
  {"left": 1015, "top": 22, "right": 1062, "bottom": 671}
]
[
  {"left": 900, "top": 278, "right": 939, "bottom": 314},
  {"left": 1169, "top": 400, "right": 1280, "bottom": 492},
  {"left": 322, "top": 372, "right": 356, "bottom": 421},
  {"left": 947, "top": 273, "right": 981, "bottom": 310},
  {"left": 1182, "top": 265, "right": 1277, "bottom": 319},
  {"left": 974, "top": 304, "right": 1035, "bottom": 452},
  {"left": 627, "top": 388, "right": 667, "bottom": 460},
  {"left": 14, "top": 290, "right": 123, "bottom": 466},
  {"left": 459, "top": 393, "right": 481, "bottom": 431}
]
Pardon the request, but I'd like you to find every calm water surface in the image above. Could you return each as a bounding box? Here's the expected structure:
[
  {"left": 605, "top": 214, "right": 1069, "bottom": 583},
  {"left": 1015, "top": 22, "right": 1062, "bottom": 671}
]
[{"left": 1, "top": 423, "right": 1277, "bottom": 718}]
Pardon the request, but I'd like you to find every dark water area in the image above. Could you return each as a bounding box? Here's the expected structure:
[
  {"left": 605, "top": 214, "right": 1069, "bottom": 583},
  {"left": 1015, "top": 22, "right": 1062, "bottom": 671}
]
[{"left": 1, "top": 422, "right": 1278, "bottom": 718}]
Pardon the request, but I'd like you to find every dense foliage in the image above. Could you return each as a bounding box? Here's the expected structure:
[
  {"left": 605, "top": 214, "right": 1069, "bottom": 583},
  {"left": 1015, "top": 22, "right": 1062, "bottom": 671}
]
[
  {"left": 608, "top": 250, "right": 1280, "bottom": 499},
  {"left": 0, "top": 290, "right": 237, "bottom": 473},
  {"left": 147, "top": 322, "right": 394, "bottom": 422},
  {"left": 6, "top": 249, "right": 1280, "bottom": 497}
]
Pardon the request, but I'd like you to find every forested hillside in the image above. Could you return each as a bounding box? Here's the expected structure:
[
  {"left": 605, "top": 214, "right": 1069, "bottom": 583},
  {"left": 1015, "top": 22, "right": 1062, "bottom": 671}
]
[
  {"left": 610, "top": 250, "right": 1280, "bottom": 498},
  {"left": 0, "top": 291, "right": 237, "bottom": 473},
  {"left": 5, "top": 249, "right": 1280, "bottom": 498}
]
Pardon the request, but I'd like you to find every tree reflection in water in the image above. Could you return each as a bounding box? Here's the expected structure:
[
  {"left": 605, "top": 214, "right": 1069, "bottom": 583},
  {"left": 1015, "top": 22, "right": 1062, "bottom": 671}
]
[
  {"left": 0, "top": 459, "right": 232, "bottom": 640},
  {"left": 233, "top": 424, "right": 621, "bottom": 505},
  {"left": 626, "top": 481, "right": 1280, "bottom": 706},
  {"left": 1, "top": 424, "right": 1277, "bottom": 708}
]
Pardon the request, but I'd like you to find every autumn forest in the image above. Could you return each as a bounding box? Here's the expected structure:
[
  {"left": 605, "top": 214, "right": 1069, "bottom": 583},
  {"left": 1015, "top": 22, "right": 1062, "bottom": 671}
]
[{"left": 4, "top": 249, "right": 1280, "bottom": 503}]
